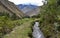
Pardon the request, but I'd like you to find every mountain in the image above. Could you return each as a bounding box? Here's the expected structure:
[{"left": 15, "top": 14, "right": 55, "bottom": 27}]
[
  {"left": 0, "top": 0, "right": 25, "bottom": 18},
  {"left": 17, "top": 4, "right": 40, "bottom": 17},
  {"left": 17, "top": 4, "right": 38, "bottom": 9}
]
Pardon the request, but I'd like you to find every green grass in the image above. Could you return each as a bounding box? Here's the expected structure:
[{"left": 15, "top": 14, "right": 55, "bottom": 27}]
[
  {"left": 3, "top": 18, "right": 35, "bottom": 38},
  {"left": 3, "top": 17, "right": 42, "bottom": 38}
]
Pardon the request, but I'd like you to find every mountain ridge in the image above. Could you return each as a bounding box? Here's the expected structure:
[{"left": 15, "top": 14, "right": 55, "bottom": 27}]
[
  {"left": 17, "top": 4, "right": 38, "bottom": 9},
  {"left": 17, "top": 4, "right": 40, "bottom": 17},
  {"left": 0, "top": 0, "right": 25, "bottom": 18}
]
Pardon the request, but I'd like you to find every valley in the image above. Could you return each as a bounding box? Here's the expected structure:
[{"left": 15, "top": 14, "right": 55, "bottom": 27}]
[{"left": 0, "top": 0, "right": 60, "bottom": 38}]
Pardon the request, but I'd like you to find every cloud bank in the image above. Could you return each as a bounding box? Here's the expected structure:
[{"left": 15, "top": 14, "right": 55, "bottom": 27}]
[{"left": 9, "top": 0, "right": 44, "bottom": 6}]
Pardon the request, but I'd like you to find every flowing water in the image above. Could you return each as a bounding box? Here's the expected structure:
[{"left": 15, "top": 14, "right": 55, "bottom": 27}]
[{"left": 32, "top": 22, "right": 45, "bottom": 38}]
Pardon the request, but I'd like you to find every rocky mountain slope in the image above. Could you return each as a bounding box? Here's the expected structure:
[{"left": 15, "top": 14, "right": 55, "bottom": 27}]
[
  {"left": 17, "top": 4, "right": 40, "bottom": 17},
  {"left": 0, "top": 0, "right": 25, "bottom": 18}
]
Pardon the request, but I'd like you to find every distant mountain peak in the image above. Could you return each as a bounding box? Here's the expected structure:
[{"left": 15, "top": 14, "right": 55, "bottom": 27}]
[
  {"left": 17, "top": 3, "right": 39, "bottom": 6},
  {"left": 17, "top": 4, "right": 40, "bottom": 17},
  {"left": 17, "top": 4, "right": 38, "bottom": 9}
]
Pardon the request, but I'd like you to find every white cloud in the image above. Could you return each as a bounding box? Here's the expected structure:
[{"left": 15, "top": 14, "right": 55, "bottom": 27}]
[{"left": 9, "top": 0, "right": 44, "bottom": 6}]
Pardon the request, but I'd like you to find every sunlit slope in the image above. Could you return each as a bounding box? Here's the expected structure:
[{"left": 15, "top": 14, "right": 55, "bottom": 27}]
[
  {"left": 0, "top": 0, "right": 25, "bottom": 18},
  {"left": 4, "top": 18, "right": 34, "bottom": 38}
]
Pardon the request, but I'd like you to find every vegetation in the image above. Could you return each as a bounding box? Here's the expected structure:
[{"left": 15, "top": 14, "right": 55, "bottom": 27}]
[
  {"left": 0, "top": 0, "right": 60, "bottom": 38},
  {"left": 0, "top": 12, "right": 31, "bottom": 38},
  {"left": 0, "top": 12, "right": 36, "bottom": 38},
  {"left": 38, "top": 0, "right": 60, "bottom": 38}
]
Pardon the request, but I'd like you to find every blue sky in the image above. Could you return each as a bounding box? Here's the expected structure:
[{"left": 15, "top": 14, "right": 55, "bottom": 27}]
[{"left": 9, "top": 0, "right": 44, "bottom": 6}]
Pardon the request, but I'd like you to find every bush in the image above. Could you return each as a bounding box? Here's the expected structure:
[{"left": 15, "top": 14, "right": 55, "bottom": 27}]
[
  {"left": 57, "top": 26, "right": 60, "bottom": 31},
  {"left": 0, "top": 12, "right": 22, "bottom": 38}
]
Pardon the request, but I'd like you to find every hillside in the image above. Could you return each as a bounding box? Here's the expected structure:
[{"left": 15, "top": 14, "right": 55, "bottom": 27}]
[
  {"left": 0, "top": 0, "right": 60, "bottom": 38},
  {"left": 0, "top": 0, "right": 25, "bottom": 18},
  {"left": 4, "top": 18, "right": 33, "bottom": 38},
  {"left": 16, "top": 0, "right": 60, "bottom": 38},
  {"left": 17, "top": 4, "right": 40, "bottom": 17}
]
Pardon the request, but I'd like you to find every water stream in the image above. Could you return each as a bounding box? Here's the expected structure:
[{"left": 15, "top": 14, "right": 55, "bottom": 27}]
[{"left": 32, "top": 22, "right": 45, "bottom": 38}]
